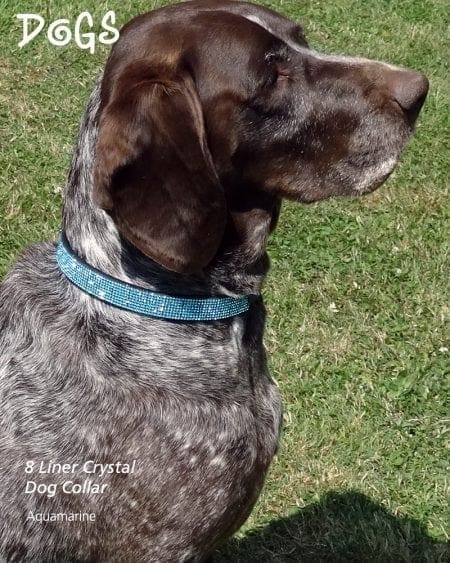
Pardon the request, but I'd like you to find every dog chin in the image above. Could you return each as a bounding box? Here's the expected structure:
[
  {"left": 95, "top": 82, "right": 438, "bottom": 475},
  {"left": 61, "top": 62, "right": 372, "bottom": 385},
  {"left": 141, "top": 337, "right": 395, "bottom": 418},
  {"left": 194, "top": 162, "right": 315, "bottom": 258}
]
[{"left": 352, "top": 157, "right": 398, "bottom": 195}]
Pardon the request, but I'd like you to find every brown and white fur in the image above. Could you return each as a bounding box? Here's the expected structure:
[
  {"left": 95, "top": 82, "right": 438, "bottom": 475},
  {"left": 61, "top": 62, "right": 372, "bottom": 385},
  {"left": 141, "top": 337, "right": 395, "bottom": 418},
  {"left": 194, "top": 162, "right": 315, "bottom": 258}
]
[{"left": 0, "top": 1, "right": 428, "bottom": 561}]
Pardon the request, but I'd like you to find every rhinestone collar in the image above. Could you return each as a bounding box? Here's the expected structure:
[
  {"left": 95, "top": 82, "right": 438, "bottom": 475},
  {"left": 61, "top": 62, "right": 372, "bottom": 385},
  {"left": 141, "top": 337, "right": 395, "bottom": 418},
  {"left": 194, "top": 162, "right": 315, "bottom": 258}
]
[{"left": 56, "top": 233, "right": 250, "bottom": 321}]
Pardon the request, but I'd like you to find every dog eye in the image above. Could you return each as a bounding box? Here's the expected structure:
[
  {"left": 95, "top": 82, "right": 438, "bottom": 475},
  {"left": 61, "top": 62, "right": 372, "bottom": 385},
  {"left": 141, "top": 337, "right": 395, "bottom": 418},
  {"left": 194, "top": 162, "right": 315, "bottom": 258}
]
[
  {"left": 265, "top": 51, "right": 292, "bottom": 84},
  {"left": 265, "top": 51, "right": 290, "bottom": 65}
]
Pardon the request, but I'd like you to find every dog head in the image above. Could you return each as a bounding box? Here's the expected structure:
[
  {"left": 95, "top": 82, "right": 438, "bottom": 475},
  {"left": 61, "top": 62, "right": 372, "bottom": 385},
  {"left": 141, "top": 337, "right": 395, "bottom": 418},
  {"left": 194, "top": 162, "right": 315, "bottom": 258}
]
[{"left": 93, "top": 0, "right": 428, "bottom": 274}]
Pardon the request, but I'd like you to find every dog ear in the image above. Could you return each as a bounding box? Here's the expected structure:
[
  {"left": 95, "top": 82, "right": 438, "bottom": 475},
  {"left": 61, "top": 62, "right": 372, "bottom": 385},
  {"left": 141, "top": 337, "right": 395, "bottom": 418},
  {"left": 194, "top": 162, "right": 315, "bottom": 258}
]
[{"left": 93, "top": 63, "right": 226, "bottom": 274}]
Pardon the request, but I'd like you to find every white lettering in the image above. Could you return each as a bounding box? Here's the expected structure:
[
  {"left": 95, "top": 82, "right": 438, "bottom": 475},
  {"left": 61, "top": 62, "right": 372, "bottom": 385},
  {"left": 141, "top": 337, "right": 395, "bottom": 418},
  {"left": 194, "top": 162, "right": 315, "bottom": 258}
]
[
  {"left": 75, "top": 12, "right": 95, "bottom": 54},
  {"left": 16, "top": 12, "right": 119, "bottom": 52},
  {"left": 99, "top": 11, "right": 120, "bottom": 45},
  {"left": 25, "top": 481, "right": 57, "bottom": 498},
  {"left": 17, "top": 14, "right": 45, "bottom": 48},
  {"left": 47, "top": 18, "right": 72, "bottom": 47}
]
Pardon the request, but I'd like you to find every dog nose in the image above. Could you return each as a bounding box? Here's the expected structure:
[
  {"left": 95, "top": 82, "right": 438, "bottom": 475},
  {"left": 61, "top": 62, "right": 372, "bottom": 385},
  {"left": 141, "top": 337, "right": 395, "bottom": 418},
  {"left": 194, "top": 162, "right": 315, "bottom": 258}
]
[{"left": 388, "top": 68, "right": 429, "bottom": 125}]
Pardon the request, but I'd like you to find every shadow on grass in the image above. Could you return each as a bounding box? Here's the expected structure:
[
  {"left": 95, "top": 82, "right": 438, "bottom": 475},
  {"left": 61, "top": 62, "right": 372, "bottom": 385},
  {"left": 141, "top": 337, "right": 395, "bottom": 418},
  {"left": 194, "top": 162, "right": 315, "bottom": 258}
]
[{"left": 214, "top": 491, "right": 448, "bottom": 562}]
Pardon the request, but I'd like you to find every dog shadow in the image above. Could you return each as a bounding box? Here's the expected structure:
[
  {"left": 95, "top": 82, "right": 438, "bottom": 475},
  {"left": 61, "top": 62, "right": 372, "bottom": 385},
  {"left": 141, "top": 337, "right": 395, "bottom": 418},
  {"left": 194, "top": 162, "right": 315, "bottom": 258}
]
[{"left": 214, "top": 491, "right": 448, "bottom": 562}]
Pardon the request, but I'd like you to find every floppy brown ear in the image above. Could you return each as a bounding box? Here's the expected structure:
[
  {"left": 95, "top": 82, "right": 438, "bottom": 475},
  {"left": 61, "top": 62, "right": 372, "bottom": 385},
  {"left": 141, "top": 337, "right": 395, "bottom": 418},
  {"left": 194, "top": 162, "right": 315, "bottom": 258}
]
[{"left": 93, "top": 63, "right": 226, "bottom": 274}]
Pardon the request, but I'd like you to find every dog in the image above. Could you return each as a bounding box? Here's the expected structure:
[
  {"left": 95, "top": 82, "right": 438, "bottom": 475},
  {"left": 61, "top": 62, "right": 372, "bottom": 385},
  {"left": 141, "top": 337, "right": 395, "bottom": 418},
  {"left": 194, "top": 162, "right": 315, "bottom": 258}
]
[{"left": 0, "top": 1, "right": 428, "bottom": 561}]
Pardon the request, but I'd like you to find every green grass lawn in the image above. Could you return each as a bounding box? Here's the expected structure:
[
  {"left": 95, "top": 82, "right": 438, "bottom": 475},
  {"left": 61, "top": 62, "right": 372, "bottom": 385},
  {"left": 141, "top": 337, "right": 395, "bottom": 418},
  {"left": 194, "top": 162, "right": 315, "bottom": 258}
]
[{"left": 1, "top": 0, "right": 449, "bottom": 560}]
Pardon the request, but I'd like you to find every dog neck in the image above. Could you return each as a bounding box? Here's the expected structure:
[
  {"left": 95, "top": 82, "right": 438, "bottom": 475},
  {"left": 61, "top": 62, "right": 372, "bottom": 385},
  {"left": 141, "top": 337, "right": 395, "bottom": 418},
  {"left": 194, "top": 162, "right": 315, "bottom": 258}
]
[{"left": 62, "top": 78, "right": 273, "bottom": 298}]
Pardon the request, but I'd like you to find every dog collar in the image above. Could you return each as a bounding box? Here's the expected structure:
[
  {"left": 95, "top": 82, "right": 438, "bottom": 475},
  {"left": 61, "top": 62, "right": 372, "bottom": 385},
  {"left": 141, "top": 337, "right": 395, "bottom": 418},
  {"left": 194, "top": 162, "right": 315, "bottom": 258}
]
[{"left": 56, "top": 234, "right": 250, "bottom": 321}]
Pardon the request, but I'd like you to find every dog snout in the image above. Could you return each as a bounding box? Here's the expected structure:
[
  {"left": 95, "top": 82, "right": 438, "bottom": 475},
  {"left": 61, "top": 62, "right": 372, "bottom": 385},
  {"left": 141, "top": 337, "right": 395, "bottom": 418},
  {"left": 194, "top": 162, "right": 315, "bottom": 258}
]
[{"left": 386, "top": 68, "right": 429, "bottom": 126}]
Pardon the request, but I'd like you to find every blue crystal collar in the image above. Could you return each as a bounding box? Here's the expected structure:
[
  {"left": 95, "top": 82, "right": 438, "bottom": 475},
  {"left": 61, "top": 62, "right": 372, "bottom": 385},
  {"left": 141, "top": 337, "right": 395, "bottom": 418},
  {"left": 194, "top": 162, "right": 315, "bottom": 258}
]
[{"left": 56, "top": 234, "right": 250, "bottom": 321}]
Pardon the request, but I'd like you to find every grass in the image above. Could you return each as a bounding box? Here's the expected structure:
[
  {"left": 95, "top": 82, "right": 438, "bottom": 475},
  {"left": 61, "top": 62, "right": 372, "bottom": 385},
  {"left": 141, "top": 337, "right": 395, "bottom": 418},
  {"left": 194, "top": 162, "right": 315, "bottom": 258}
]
[{"left": 0, "top": 0, "right": 449, "bottom": 560}]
